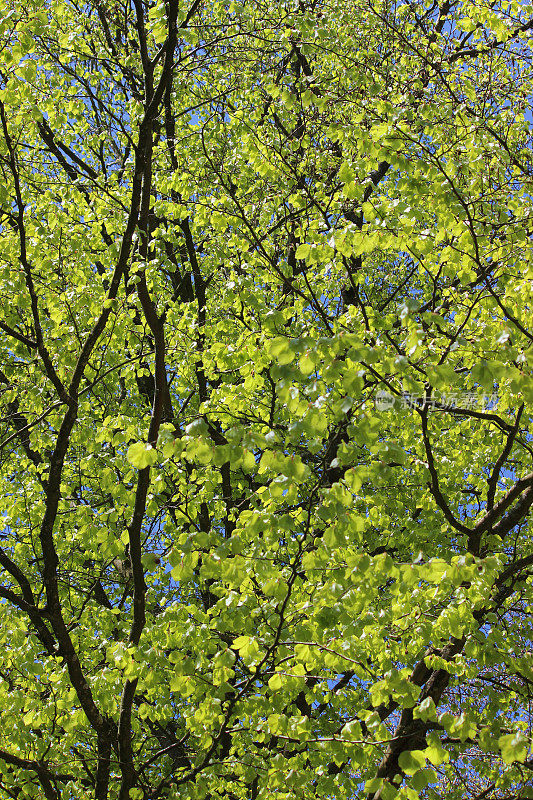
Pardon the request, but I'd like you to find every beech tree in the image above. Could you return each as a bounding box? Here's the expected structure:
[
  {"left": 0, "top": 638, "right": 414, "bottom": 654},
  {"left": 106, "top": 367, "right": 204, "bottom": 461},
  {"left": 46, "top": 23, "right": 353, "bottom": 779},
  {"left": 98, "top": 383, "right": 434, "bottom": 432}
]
[{"left": 0, "top": 0, "right": 533, "bottom": 798}]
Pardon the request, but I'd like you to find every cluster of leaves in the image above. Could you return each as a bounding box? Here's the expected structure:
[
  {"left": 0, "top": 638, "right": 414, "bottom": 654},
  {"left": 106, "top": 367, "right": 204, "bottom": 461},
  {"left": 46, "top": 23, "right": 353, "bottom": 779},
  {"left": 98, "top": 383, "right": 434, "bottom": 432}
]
[{"left": 0, "top": 0, "right": 533, "bottom": 798}]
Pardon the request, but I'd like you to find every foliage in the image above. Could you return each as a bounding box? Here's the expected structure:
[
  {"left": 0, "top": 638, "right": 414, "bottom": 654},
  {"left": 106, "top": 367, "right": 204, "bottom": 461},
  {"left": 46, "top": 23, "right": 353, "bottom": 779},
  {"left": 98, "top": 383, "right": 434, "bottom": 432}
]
[{"left": 0, "top": 0, "right": 533, "bottom": 798}]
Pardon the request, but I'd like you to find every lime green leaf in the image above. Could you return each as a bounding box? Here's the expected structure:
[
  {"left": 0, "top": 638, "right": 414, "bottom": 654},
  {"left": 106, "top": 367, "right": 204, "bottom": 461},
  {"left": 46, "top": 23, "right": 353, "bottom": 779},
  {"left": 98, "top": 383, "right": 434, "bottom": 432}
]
[
  {"left": 127, "top": 442, "right": 157, "bottom": 469},
  {"left": 398, "top": 749, "right": 426, "bottom": 775},
  {"left": 268, "top": 673, "right": 284, "bottom": 690},
  {"left": 498, "top": 732, "right": 528, "bottom": 765},
  {"left": 295, "top": 244, "right": 311, "bottom": 259}
]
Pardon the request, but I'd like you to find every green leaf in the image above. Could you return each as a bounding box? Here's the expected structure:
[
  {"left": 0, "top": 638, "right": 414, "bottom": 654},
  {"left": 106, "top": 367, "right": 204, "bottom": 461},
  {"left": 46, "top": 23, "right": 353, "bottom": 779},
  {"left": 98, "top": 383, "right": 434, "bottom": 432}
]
[
  {"left": 338, "top": 162, "right": 356, "bottom": 183},
  {"left": 299, "top": 352, "right": 317, "bottom": 375},
  {"left": 295, "top": 244, "right": 311, "bottom": 259},
  {"left": 127, "top": 442, "right": 158, "bottom": 469},
  {"left": 498, "top": 732, "right": 528, "bottom": 765},
  {"left": 410, "top": 768, "right": 436, "bottom": 791},
  {"left": 398, "top": 749, "right": 426, "bottom": 775},
  {"left": 268, "top": 673, "right": 284, "bottom": 690},
  {"left": 413, "top": 697, "right": 437, "bottom": 723},
  {"left": 364, "top": 779, "right": 383, "bottom": 793},
  {"left": 423, "top": 741, "right": 449, "bottom": 766}
]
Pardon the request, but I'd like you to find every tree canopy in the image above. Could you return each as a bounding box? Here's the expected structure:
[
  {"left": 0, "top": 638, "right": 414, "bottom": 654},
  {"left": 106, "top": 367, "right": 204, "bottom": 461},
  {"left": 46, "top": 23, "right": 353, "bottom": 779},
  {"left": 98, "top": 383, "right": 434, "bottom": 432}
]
[{"left": 0, "top": 0, "right": 533, "bottom": 798}]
